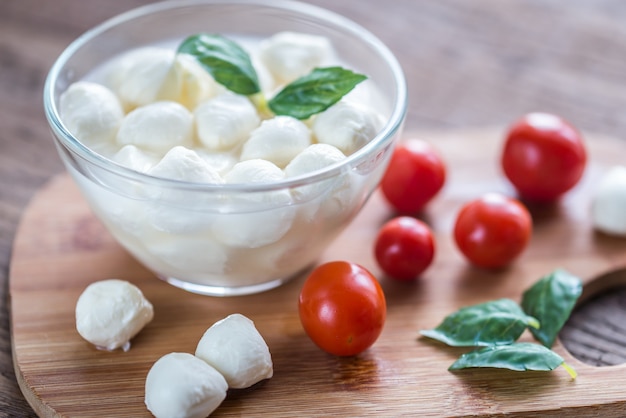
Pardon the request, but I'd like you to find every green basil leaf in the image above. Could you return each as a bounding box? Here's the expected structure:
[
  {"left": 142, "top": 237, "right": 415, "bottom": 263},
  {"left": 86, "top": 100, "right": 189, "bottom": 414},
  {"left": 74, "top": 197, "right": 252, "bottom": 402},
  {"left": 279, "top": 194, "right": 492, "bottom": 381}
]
[
  {"left": 448, "top": 342, "right": 572, "bottom": 375},
  {"left": 177, "top": 33, "right": 260, "bottom": 95},
  {"left": 268, "top": 67, "right": 367, "bottom": 119},
  {"left": 521, "top": 269, "right": 583, "bottom": 348},
  {"left": 420, "top": 298, "right": 539, "bottom": 347}
]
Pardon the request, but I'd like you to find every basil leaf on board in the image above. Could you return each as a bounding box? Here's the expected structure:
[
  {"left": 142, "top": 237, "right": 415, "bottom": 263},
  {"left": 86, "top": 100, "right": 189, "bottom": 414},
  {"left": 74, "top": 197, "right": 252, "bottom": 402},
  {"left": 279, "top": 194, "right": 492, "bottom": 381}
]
[
  {"left": 268, "top": 67, "right": 367, "bottom": 120},
  {"left": 521, "top": 269, "right": 583, "bottom": 348},
  {"left": 420, "top": 298, "right": 540, "bottom": 347},
  {"left": 449, "top": 342, "right": 577, "bottom": 378},
  {"left": 177, "top": 34, "right": 260, "bottom": 95}
]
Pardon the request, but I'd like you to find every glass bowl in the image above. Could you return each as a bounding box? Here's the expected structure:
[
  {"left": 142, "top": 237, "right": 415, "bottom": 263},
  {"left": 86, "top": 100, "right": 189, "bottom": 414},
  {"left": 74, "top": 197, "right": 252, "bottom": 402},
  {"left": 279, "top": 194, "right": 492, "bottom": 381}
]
[{"left": 43, "top": 0, "right": 407, "bottom": 296}]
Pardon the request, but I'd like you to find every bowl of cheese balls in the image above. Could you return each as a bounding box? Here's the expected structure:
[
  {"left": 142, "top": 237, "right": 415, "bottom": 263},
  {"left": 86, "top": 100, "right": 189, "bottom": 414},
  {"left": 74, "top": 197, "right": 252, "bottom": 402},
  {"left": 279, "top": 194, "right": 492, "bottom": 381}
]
[{"left": 44, "top": 0, "right": 407, "bottom": 296}]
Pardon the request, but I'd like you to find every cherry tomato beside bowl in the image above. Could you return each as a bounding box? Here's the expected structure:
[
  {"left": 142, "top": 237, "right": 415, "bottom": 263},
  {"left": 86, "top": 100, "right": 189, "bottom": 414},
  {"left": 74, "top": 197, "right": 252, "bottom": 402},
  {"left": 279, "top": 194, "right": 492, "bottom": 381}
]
[
  {"left": 374, "top": 216, "right": 435, "bottom": 281},
  {"left": 453, "top": 193, "right": 532, "bottom": 269},
  {"left": 380, "top": 139, "right": 446, "bottom": 213},
  {"left": 298, "top": 261, "right": 386, "bottom": 357},
  {"left": 501, "top": 112, "right": 587, "bottom": 202}
]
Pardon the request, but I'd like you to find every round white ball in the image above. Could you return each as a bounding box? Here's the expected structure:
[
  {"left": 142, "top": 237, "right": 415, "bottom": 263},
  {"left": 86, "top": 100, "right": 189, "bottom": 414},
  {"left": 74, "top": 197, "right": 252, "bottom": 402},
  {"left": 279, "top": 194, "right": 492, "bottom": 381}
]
[
  {"left": 195, "top": 314, "right": 273, "bottom": 389},
  {"left": 313, "top": 100, "right": 384, "bottom": 155},
  {"left": 75, "top": 279, "right": 154, "bottom": 351},
  {"left": 259, "top": 31, "right": 331, "bottom": 84},
  {"left": 592, "top": 166, "right": 626, "bottom": 236},
  {"left": 194, "top": 93, "right": 260, "bottom": 151},
  {"left": 145, "top": 352, "right": 228, "bottom": 418},
  {"left": 240, "top": 116, "right": 311, "bottom": 168},
  {"left": 108, "top": 47, "right": 175, "bottom": 109},
  {"left": 116, "top": 101, "right": 193, "bottom": 154},
  {"left": 59, "top": 81, "right": 124, "bottom": 147}
]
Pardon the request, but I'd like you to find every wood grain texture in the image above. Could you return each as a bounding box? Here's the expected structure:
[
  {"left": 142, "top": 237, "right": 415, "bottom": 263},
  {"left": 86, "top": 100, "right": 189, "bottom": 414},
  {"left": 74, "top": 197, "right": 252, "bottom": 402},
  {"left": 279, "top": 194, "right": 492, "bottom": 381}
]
[
  {"left": 3, "top": 0, "right": 626, "bottom": 416},
  {"left": 10, "top": 130, "right": 626, "bottom": 417}
]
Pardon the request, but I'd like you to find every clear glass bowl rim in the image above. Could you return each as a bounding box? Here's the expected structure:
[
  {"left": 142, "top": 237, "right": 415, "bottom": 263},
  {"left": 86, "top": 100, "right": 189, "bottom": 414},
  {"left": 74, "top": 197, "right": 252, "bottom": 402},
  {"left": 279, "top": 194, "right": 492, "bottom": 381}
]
[{"left": 43, "top": 0, "right": 408, "bottom": 194}]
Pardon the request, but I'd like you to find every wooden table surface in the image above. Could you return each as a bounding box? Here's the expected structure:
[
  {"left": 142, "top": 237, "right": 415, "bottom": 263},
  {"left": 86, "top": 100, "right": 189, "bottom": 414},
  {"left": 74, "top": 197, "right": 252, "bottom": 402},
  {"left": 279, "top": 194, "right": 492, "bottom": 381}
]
[{"left": 2, "top": 0, "right": 626, "bottom": 416}]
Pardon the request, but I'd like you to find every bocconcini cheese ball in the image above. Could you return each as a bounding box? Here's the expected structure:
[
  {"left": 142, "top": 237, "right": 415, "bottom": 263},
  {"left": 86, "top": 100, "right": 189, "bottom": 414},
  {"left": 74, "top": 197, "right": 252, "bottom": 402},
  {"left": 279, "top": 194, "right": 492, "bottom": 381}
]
[
  {"left": 194, "top": 93, "right": 260, "bottom": 151},
  {"left": 259, "top": 31, "right": 331, "bottom": 84},
  {"left": 313, "top": 99, "right": 384, "bottom": 155},
  {"left": 145, "top": 352, "right": 228, "bottom": 418},
  {"left": 240, "top": 116, "right": 311, "bottom": 168},
  {"left": 59, "top": 81, "right": 125, "bottom": 149},
  {"left": 195, "top": 314, "right": 273, "bottom": 389},
  {"left": 116, "top": 101, "right": 194, "bottom": 154},
  {"left": 75, "top": 279, "right": 154, "bottom": 351}
]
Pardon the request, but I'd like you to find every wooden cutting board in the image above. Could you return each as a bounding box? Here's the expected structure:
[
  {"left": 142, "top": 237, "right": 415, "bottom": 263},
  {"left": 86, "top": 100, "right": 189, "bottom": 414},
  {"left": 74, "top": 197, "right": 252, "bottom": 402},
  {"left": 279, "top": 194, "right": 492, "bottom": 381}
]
[{"left": 10, "top": 129, "right": 626, "bottom": 417}]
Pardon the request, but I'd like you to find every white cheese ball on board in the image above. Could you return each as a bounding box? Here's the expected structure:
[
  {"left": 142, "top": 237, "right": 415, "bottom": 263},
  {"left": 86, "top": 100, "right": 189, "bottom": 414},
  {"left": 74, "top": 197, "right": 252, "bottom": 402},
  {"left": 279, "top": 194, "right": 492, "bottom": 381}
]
[
  {"left": 195, "top": 314, "right": 273, "bottom": 389},
  {"left": 59, "top": 81, "right": 124, "bottom": 149},
  {"left": 107, "top": 47, "right": 175, "bottom": 110},
  {"left": 117, "top": 101, "right": 194, "bottom": 154},
  {"left": 75, "top": 279, "right": 154, "bottom": 351},
  {"left": 194, "top": 93, "right": 260, "bottom": 151},
  {"left": 240, "top": 116, "right": 311, "bottom": 168},
  {"left": 592, "top": 166, "right": 626, "bottom": 236},
  {"left": 145, "top": 352, "right": 228, "bottom": 418},
  {"left": 313, "top": 100, "right": 384, "bottom": 155},
  {"left": 259, "top": 31, "right": 331, "bottom": 84}
]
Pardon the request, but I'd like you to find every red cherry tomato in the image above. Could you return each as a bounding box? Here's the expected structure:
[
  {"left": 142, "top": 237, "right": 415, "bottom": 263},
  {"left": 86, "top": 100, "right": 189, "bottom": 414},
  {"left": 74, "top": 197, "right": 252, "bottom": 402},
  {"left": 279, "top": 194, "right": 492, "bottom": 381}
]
[
  {"left": 453, "top": 193, "right": 532, "bottom": 269},
  {"left": 501, "top": 112, "right": 586, "bottom": 202},
  {"left": 298, "top": 261, "right": 386, "bottom": 356},
  {"left": 374, "top": 216, "right": 435, "bottom": 281},
  {"left": 380, "top": 139, "right": 446, "bottom": 213}
]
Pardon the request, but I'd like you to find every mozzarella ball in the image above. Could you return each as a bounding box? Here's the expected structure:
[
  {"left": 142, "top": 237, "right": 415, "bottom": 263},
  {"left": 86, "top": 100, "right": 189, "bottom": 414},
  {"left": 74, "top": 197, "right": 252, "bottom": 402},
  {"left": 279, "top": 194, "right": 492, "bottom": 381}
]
[
  {"left": 113, "top": 145, "right": 158, "bottom": 173},
  {"left": 195, "top": 314, "right": 273, "bottom": 389},
  {"left": 592, "top": 166, "right": 626, "bottom": 236},
  {"left": 285, "top": 144, "right": 354, "bottom": 220},
  {"left": 159, "top": 53, "right": 218, "bottom": 110},
  {"left": 194, "top": 94, "right": 260, "bottom": 151},
  {"left": 212, "top": 160, "right": 295, "bottom": 248},
  {"left": 196, "top": 149, "right": 238, "bottom": 176},
  {"left": 117, "top": 101, "right": 193, "bottom": 154},
  {"left": 144, "top": 198, "right": 217, "bottom": 234},
  {"left": 285, "top": 143, "right": 346, "bottom": 200},
  {"left": 145, "top": 234, "right": 228, "bottom": 274},
  {"left": 59, "top": 81, "right": 124, "bottom": 149},
  {"left": 210, "top": 210, "right": 293, "bottom": 249},
  {"left": 285, "top": 143, "right": 346, "bottom": 178},
  {"left": 74, "top": 173, "right": 152, "bottom": 241},
  {"left": 148, "top": 146, "right": 223, "bottom": 184},
  {"left": 107, "top": 47, "right": 175, "bottom": 109},
  {"left": 259, "top": 31, "right": 331, "bottom": 84},
  {"left": 313, "top": 100, "right": 384, "bottom": 155},
  {"left": 240, "top": 116, "right": 311, "bottom": 168},
  {"left": 145, "top": 352, "right": 227, "bottom": 418},
  {"left": 146, "top": 147, "right": 223, "bottom": 233},
  {"left": 251, "top": 55, "right": 276, "bottom": 94},
  {"left": 319, "top": 173, "right": 358, "bottom": 221},
  {"left": 75, "top": 279, "right": 154, "bottom": 351},
  {"left": 224, "top": 158, "right": 286, "bottom": 185}
]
